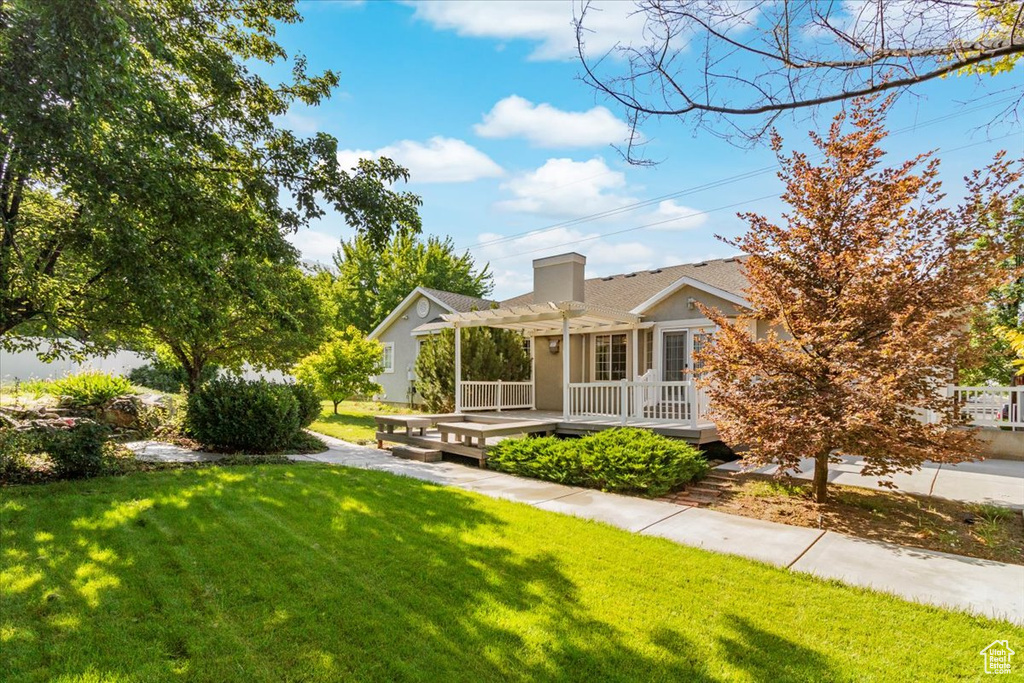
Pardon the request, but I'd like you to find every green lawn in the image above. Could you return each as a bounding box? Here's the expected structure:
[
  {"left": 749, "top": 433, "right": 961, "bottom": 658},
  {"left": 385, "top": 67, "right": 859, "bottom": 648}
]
[
  {"left": 308, "top": 400, "right": 419, "bottom": 444},
  {"left": 2, "top": 465, "right": 1018, "bottom": 681}
]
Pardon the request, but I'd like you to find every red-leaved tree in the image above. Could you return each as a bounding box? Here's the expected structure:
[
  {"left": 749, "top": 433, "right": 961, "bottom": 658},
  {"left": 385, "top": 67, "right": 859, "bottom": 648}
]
[{"left": 698, "top": 98, "right": 1022, "bottom": 503}]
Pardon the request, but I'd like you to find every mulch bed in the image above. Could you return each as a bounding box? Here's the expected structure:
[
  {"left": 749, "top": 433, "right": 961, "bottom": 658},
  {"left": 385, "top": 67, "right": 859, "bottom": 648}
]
[{"left": 706, "top": 472, "right": 1024, "bottom": 565}]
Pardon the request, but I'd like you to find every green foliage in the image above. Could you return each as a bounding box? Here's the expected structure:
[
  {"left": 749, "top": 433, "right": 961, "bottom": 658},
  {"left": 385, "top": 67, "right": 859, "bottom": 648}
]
[
  {"left": 965, "top": 196, "right": 1024, "bottom": 384},
  {"left": 290, "top": 383, "right": 323, "bottom": 428},
  {"left": 1, "top": 0, "right": 421, "bottom": 351},
  {"left": 123, "top": 255, "right": 328, "bottom": 394},
  {"left": 185, "top": 378, "right": 301, "bottom": 453},
  {"left": 44, "top": 422, "right": 113, "bottom": 479},
  {"left": 293, "top": 327, "right": 382, "bottom": 413},
  {"left": 0, "top": 428, "right": 41, "bottom": 482},
  {"left": 414, "top": 328, "right": 531, "bottom": 412},
  {"left": 129, "top": 358, "right": 219, "bottom": 393},
  {"left": 329, "top": 233, "right": 492, "bottom": 334},
  {"left": 488, "top": 428, "right": 709, "bottom": 497},
  {"left": 50, "top": 371, "right": 132, "bottom": 408}
]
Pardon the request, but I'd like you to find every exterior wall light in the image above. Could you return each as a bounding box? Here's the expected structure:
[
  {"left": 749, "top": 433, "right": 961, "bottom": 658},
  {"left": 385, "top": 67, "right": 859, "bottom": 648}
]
[{"left": 548, "top": 338, "right": 561, "bottom": 354}]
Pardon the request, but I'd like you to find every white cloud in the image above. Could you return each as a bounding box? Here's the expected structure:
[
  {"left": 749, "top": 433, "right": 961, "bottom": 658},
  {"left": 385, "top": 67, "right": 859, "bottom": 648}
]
[
  {"left": 337, "top": 136, "right": 503, "bottom": 184},
  {"left": 475, "top": 95, "right": 630, "bottom": 148},
  {"left": 496, "top": 157, "right": 634, "bottom": 217},
  {"left": 475, "top": 226, "right": 668, "bottom": 299},
  {"left": 647, "top": 200, "right": 709, "bottom": 231},
  {"left": 408, "top": 1, "right": 650, "bottom": 61},
  {"left": 287, "top": 229, "right": 341, "bottom": 266}
]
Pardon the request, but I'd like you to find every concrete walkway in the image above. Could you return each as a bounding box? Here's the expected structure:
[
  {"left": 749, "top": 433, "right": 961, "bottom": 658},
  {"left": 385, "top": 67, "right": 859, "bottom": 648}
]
[
  {"left": 127, "top": 436, "right": 1024, "bottom": 625},
  {"left": 718, "top": 454, "right": 1024, "bottom": 509}
]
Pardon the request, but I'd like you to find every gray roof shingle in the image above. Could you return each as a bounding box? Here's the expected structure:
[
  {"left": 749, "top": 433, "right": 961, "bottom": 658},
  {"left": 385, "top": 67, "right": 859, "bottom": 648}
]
[
  {"left": 421, "top": 287, "right": 496, "bottom": 313},
  {"left": 500, "top": 256, "right": 749, "bottom": 311}
]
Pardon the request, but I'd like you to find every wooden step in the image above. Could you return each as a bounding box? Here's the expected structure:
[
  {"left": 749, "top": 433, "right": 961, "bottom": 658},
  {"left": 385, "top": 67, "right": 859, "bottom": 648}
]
[
  {"left": 685, "top": 485, "right": 724, "bottom": 497},
  {"left": 393, "top": 445, "right": 442, "bottom": 462},
  {"left": 673, "top": 491, "right": 721, "bottom": 506}
]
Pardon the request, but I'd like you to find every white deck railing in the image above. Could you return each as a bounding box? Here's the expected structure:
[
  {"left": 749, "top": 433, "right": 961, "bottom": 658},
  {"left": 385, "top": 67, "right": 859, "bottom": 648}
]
[
  {"left": 459, "top": 380, "right": 534, "bottom": 412},
  {"left": 949, "top": 385, "right": 1023, "bottom": 429},
  {"left": 458, "top": 380, "right": 1022, "bottom": 430},
  {"left": 568, "top": 379, "right": 710, "bottom": 428}
]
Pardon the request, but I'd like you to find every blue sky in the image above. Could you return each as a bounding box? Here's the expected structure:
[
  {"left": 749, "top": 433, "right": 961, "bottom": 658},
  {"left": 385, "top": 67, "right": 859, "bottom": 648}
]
[{"left": 271, "top": 1, "right": 1024, "bottom": 299}]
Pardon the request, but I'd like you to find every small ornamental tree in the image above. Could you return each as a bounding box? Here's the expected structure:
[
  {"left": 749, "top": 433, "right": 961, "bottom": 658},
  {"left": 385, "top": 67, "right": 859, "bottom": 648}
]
[
  {"left": 293, "top": 327, "right": 383, "bottom": 414},
  {"left": 697, "top": 98, "right": 1022, "bottom": 503},
  {"left": 414, "top": 328, "right": 531, "bottom": 412}
]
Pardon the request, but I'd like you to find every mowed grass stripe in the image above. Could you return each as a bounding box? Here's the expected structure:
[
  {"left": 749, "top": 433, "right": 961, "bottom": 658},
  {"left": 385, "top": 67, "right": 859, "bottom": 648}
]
[{"left": 2, "top": 465, "right": 1020, "bottom": 682}]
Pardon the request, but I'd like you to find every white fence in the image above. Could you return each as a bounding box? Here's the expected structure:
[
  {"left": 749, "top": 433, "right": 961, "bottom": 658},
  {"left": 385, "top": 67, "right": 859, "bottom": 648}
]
[
  {"left": 950, "top": 385, "right": 1023, "bottom": 429},
  {"left": 568, "top": 379, "right": 709, "bottom": 428},
  {"left": 459, "top": 381, "right": 534, "bottom": 411}
]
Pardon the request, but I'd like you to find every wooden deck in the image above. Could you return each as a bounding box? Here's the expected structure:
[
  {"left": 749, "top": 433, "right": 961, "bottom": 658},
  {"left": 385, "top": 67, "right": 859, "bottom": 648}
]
[{"left": 375, "top": 410, "right": 720, "bottom": 466}]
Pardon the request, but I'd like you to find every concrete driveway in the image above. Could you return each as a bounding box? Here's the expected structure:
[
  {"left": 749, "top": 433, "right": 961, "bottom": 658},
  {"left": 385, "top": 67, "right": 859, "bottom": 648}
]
[{"left": 718, "top": 454, "right": 1024, "bottom": 509}]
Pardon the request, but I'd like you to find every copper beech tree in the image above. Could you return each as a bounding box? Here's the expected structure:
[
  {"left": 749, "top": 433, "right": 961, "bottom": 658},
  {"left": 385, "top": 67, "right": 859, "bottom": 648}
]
[{"left": 697, "top": 99, "right": 1022, "bottom": 504}]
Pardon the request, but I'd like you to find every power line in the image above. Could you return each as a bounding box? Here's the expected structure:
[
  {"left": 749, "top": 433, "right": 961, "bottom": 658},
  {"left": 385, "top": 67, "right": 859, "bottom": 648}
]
[
  {"left": 466, "top": 95, "right": 1022, "bottom": 253},
  {"left": 484, "top": 130, "right": 1022, "bottom": 263}
]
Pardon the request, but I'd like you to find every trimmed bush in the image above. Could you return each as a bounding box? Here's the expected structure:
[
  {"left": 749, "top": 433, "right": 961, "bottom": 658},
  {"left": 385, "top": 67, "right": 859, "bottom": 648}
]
[
  {"left": 487, "top": 427, "right": 709, "bottom": 497},
  {"left": 51, "top": 371, "right": 133, "bottom": 408},
  {"left": 185, "top": 378, "right": 301, "bottom": 453},
  {"left": 290, "top": 383, "right": 322, "bottom": 428},
  {"left": 45, "top": 422, "right": 113, "bottom": 479}
]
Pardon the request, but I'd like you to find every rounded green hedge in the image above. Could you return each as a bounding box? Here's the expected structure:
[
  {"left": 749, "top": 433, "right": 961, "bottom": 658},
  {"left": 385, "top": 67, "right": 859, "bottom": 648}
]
[
  {"left": 487, "top": 427, "right": 709, "bottom": 497},
  {"left": 185, "top": 378, "right": 301, "bottom": 453},
  {"left": 290, "top": 383, "right": 322, "bottom": 428}
]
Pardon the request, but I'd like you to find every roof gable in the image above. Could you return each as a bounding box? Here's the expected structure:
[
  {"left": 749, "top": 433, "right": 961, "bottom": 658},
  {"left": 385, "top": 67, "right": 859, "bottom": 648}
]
[{"left": 368, "top": 286, "right": 495, "bottom": 340}]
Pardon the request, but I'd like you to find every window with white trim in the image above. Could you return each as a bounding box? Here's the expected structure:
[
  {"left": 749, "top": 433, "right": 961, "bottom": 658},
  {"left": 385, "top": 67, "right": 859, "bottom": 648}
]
[
  {"left": 595, "top": 333, "right": 627, "bottom": 381},
  {"left": 381, "top": 342, "right": 395, "bottom": 374}
]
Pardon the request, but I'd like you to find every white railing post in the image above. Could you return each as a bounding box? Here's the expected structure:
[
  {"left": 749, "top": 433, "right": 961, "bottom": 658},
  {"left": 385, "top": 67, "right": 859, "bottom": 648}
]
[
  {"left": 687, "top": 381, "right": 698, "bottom": 429},
  {"left": 620, "top": 378, "right": 628, "bottom": 425},
  {"left": 454, "top": 324, "right": 462, "bottom": 413},
  {"left": 496, "top": 379, "right": 503, "bottom": 412}
]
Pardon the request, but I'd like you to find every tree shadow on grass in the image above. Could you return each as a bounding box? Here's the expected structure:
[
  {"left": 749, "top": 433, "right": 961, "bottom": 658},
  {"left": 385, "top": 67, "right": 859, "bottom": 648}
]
[{"left": 2, "top": 465, "right": 739, "bottom": 682}]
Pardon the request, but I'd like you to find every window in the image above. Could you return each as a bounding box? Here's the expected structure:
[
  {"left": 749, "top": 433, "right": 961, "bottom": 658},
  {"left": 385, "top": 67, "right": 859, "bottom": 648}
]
[
  {"left": 381, "top": 342, "right": 395, "bottom": 374},
  {"left": 595, "top": 333, "right": 627, "bottom": 380}
]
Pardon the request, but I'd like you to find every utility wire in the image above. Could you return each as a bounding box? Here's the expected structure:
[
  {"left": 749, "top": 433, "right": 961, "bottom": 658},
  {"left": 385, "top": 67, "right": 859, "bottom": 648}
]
[
  {"left": 466, "top": 95, "right": 1023, "bottom": 253},
  {"left": 483, "top": 129, "right": 1019, "bottom": 264}
]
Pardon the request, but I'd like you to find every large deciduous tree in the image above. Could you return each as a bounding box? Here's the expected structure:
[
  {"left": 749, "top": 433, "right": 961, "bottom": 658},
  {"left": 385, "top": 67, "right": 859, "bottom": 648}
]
[
  {"left": 696, "top": 98, "right": 1022, "bottom": 503},
  {"left": 0, "top": 0, "right": 421, "bottom": 351},
  {"left": 576, "top": 0, "right": 1024, "bottom": 150},
  {"left": 328, "top": 233, "right": 492, "bottom": 334},
  {"left": 121, "top": 233, "right": 327, "bottom": 394}
]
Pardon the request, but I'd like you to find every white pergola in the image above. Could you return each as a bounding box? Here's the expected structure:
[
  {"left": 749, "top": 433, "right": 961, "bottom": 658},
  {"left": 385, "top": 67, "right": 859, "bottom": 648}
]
[{"left": 424, "top": 301, "right": 646, "bottom": 417}]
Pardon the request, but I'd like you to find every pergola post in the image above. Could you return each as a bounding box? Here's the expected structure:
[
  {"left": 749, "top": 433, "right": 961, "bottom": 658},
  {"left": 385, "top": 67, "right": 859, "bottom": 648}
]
[
  {"left": 529, "top": 334, "right": 536, "bottom": 409},
  {"left": 631, "top": 325, "right": 640, "bottom": 420},
  {"left": 454, "top": 323, "right": 462, "bottom": 413},
  {"left": 562, "top": 315, "right": 570, "bottom": 420}
]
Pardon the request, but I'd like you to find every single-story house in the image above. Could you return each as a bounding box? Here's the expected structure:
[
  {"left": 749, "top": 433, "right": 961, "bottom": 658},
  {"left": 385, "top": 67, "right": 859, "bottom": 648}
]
[{"left": 369, "top": 251, "right": 757, "bottom": 433}]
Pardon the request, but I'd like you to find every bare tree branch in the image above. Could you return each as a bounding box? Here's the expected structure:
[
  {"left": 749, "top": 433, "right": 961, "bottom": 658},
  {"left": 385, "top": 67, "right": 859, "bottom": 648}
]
[{"left": 576, "top": 0, "right": 1024, "bottom": 155}]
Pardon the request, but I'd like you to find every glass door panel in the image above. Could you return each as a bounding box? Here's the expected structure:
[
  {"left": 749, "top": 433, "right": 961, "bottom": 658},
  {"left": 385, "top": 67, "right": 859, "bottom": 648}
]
[{"left": 662, "top": 331, "right": 688, "bottom": 381}]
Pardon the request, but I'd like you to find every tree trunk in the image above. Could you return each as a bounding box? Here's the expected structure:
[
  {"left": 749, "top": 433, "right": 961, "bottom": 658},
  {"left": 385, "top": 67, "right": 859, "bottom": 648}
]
[
  {"left": 333, "top": 400, "right": 340, "bottom": 414},
  {"left": 812, "top": 449, "right": 830, "bottom": 504},
  {"left": 185, "top": 361, "right": 205, "bottom": 395}
]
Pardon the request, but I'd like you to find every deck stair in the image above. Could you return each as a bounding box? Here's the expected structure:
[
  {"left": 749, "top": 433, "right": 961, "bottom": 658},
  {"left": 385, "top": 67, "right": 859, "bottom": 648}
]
[
  {"left": 661, "top": 471, "right": 735, "bottom": 507},
  {"left": 393, "top": 445, "right": 442, "bottom": 462}
]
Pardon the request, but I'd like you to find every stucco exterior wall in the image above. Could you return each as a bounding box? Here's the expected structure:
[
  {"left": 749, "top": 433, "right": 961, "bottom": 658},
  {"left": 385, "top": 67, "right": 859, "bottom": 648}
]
[
  {"left": 533, "top": 333, "right": 583, "bottom": 411},
  {"left": 373, "top": 294, "right": 450, "bottom": 405},
  {"left": 642, "top": 285, "right": 743, "bottom": 322}
]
